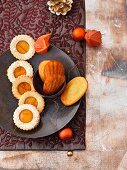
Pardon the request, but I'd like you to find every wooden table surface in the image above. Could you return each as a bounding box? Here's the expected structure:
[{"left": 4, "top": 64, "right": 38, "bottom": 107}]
[{"left": 0, "top": 0, "right": 127, "bottom": 169}]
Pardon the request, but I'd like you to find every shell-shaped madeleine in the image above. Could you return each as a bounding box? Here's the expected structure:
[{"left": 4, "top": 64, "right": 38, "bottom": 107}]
[
  {"left": 43, "top": 61, "right": 64, "bottom": 80},
  {"left": 43, "top": 75, "right": 65, "bottom": 95},
  {"left": 38, "top": 60, "right": 50, "bottom": 81},
  {"left": 61, "top": 77, "right": 88, "bottom": 106}
]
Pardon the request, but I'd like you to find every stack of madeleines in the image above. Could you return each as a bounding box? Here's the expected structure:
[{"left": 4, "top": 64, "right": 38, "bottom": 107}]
[
  {"left": 39, "top": 60, "right": 65, "bottom": 95},
  {"left": 39, "top": 60, "right": 88, "bottom": 107}
]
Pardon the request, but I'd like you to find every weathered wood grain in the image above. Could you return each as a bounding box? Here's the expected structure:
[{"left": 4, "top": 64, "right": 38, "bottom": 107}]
[{"left": 0, "top": 0, "right": 127, "bottom": 169}]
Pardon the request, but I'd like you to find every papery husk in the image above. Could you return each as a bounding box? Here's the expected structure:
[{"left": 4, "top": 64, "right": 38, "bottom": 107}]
[{"left": 85, "top": 30, "right": 102, "bottom": 47}]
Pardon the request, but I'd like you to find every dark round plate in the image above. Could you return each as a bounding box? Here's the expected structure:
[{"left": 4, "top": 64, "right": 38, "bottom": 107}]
[{"left": 0, "top": 45, "right": 80, "bottom": 138}]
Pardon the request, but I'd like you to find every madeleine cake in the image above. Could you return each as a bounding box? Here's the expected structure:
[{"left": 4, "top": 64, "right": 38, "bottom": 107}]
[
  {"left": 61, "top": 77, "right": 88, "bottom": 106},
  {"left": 38, "top": 60, "right": 50, "bottom": 81},
  {"left": 7, "top": 60, "right": 33, "bottom": 83},
  {"left": 12, "top": 75, "right": 35, "bottom": 99},
  {"left": 19, "top": 91, "right": 45, "bottom": 113},
  {"left": 43, "top": 74, "right": 65, "bottom": 95},
  {"left": 13, "top": 104, "right": 40, "bottom": 131},
  {"left": 39, "top": 60, "right": 66, "bottom": 95},
  {"left": 43, "top": 60, "right": 65, "bottom": 80},
  {"left": 10, "top": 35, "right": 35, "bottom": 60}
]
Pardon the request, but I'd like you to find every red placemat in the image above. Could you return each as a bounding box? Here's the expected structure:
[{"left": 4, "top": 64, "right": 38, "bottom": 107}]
[{"left": 0, "top": 0, "right": 86, "bottom": 150}]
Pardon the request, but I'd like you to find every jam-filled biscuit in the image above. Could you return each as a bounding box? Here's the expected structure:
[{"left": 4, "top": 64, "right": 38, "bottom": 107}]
[
  {"left": 10, "top": 35, "right": 35, "bottom": 60},
  {"left": 19, "top": 91, "right": 45, "bottom": 113},
  {"left": 12, "top": 75, "right": 35, "bottom": 99},
  {"left": 13, "top": 104, "right": 40, "bottom": 131},
  {"left": 7, "top": 60, "right": 33, "bottom": 83}
]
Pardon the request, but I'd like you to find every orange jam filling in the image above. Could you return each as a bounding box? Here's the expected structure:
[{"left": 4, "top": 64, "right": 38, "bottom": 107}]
[
  {"left": 18, "top": 82, "right": 31, "bottom": 95},
  {"left": 14, "top": 66, "right": 26, "bottom": 78},
  {"left": 16, "top": 40, "right": 29, "bottom": 54},
  {"left": 19, "top": 109, "right": 33, "bottom": 123},
  {"left": 24, "top": 97, "right": 38, "bottom": 107}
]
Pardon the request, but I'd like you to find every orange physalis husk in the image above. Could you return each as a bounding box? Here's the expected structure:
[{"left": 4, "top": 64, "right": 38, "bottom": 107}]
[
  {"left": 34, "top": 33, "right": 51, "bottom": 54},
  {"left": 85, "top": 30, "right": 102, "bottom": 47}
]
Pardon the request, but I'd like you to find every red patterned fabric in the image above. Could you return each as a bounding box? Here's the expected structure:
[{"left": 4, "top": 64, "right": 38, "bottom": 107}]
[{"left": 0, "top": 0, "right": 85, "bottom": 150}]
